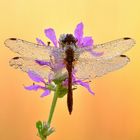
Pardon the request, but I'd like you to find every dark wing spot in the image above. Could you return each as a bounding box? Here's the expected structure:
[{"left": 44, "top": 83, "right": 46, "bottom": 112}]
[
  {"left": 120, "top": 55, "right": 130, "bottom": 61},
  {"left": 13, "top": 57, "right": 20, "bottom": 59},
  {"left": 123, "top": 37, "right": 131, "bottom": 40},
  {"left": 120, "top": 55, "right": 126, "bottom": 57},
  {"left": 10, "top": 38, "right": 17, "bottom": 40}
]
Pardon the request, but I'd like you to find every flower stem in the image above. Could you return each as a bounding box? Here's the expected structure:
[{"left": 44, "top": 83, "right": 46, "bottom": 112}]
[
  {"left": 44, "top": 85, "right": 59, "bottom": 140},
  {"left": 47, "top": 86, "right": 58, "bottom": 125}
]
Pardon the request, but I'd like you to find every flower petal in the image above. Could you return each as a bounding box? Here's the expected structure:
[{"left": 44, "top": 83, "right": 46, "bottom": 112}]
[
  {"left": 36, "top": 38, "right": 46, "bottom": 46},
  {"left": 53, "top": 62, "right": 65, "bottom": 72},
  {"left": 82, "top": 36, "right": 93, "bottom": 47},
  {"left": 75, "top": 80, "right": 95, "bottom": 95},
  {"left": 62, "top": 79, "right": 68, "bottom": 87},
  {"left": 74, "top": 22, "right": 84, "bottom": 45},
  {"left": 48, "top": 73, "right": 53, "bottom": 83},
  {"left": 35, "top": 60, "right": 51, "bottom": 66},
  {"left": 44, "top": 28, "right": 57, "bottom": 47},
  {"left": 24, "top": 84, "right": 42, "bottom": 91},
  {"left": 28, "top": 71, "right": 44, "bottom": 82},
  {"left": 84, "top": 46, "right": 104, "bottom": 57},
  {"left": 40, "top": 89, "right": 51, "bottom": 97},
  {"left": 89, "top": 50, "right": 104, "bottom": 57}
]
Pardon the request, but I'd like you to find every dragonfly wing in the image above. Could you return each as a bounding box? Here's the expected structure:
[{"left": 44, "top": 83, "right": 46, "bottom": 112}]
[
  {"left": 4, "top": 38, "right": 53, "bottom": 60},
  {"left": 75, "top": 55, "right": 130, "bottom": 80},
  {"left": 93, "top": 37, "right": 135, "bottom": 59},
  {"left": 9, "top": 57, "right": 52, "bottom": 79},
  {"left": 80, "top": 38, "right": 135, "bottom": 60}
]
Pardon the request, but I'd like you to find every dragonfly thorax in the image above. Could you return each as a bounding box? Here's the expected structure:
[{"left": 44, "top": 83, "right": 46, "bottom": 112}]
[{"left": 65, "top": 47, "right": 75, "bottom": 63}]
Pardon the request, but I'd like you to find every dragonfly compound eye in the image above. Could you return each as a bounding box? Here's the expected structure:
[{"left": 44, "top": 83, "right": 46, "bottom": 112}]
[{"left": 62, "top": 34, "right": 77, "bottom": 45}]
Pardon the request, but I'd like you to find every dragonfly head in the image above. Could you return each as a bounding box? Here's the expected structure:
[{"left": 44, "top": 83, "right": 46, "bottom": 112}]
[{"left": 59, "top": 34, "right": 77, "bottom": 48}]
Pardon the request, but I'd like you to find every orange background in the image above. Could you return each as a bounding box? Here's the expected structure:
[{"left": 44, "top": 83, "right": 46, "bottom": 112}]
[{"left": 0, "top": 0, "right": 140, "bottom": 140}]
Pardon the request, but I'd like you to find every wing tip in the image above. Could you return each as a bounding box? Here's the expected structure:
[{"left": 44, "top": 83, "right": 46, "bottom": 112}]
[
  {"left": 123, "top": 37, "right": 136, "bottom": 46},
  {"left": 120, "top": 55, "right": 130, "bottom": 62},
  {"left": 9, "top": 38, "right": 17, "bottom": 40},
  {"left": 123, "top": 37, "right": 131, "bottom": 40},
  {"left": 4, "top": 38, "right": 18, "bottom": 46},
  {"left": 9, "top": 57, "right": 23, "bottom": 69}
]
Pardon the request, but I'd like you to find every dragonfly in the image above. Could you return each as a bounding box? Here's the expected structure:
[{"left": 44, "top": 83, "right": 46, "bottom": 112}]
[{"left": 4, "top": 35, "right": 135, "bottom": 114}]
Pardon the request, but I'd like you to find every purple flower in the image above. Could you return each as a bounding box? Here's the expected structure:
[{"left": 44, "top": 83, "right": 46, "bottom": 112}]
[
  {"left": 74, "top": 22, "right": 103, "bottom": 56},
  {"left": 24, "top": 71, "right": 51, "bottom": 97},
  {"left": 40, "top": 22, "right": 95, "bottom": 50},
  {"left": 36, "top": 22, "right": 103, "bottom": 57},
  {"left": 44, "top": 28, "right": 58, "bottom": 47},
  {"left": 73, "top": 79, "right": 94, "bottom": 95},
  {"left": 74, "top": 22, "right": 93, "bottom": 47},
  {"left": 62, "top": 70, "right": 94, "bottom": 95},
  {"left": 72, "top": 71, "right": 94, "bottom": 95},
  {"left": 35, "top": 59, "right": 65, "bottom": 73},
  {"left": 35, "top": 60, "right": 51, "bottom": 66},
  {"left": 34, "top": 22, "right": 104, "bottom": 96},
  {"left": 36, "top": 38, "right": 47, "bottom": 46}
]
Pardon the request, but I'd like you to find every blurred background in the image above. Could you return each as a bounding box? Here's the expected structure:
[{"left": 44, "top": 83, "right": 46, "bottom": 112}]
[{"left": 0, "top": 0, "right": 140, "bottom": 140}]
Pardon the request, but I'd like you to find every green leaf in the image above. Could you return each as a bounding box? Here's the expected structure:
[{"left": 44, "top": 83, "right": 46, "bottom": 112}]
[
  {"left": 53, "top": 74, "right": 67, "bottom": 84},
  {"left": 57, "top": 85, "right": 68, "bottom": 98},
  {"left": 36, "top": 121, "right": 42, "bottom": 130},
  {"left": 47, "top": 83, "right": 56, "bottom": 91},
  {"left": 36, "top": 121, "right": 43, "bottom": 136}
]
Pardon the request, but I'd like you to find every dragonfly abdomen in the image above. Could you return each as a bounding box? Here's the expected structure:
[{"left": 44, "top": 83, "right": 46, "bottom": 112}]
[
  {"left": 66, "top": 63, "right": 73, "bottom": 114},
  {"left": 65, "top": 47, "right": 75, "bottom": 114}
]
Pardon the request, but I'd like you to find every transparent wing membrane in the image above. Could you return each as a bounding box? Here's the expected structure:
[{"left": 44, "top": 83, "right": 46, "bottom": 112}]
[
  {"left": 80, "top": 38, "right": 135, "bottom": 60},
  {"left": 94, "top": 38, "right": 135, "bottom": 59},
  {"left": 5, "top": 38, "right": 53, "bottom": 60},
  {"left": 75, "top": 55, "right": 130, "bottom": 80},
  {"left": 5, "top": 37, "right": 135, "bottom": 81},
  {"left": 9, "top": 57, "right": 52, "bottom": 79}
]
